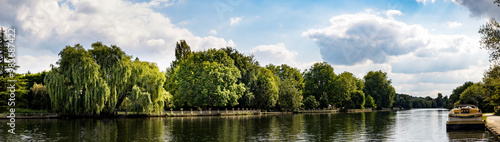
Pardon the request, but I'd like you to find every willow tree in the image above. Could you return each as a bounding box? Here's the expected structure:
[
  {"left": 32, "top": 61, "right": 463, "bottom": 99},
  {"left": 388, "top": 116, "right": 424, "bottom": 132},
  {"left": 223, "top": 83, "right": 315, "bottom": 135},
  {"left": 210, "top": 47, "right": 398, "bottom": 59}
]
[
  {"left": 88, "top": 42, "right": 132, "bottom": 112},
  {"left": 45, "top": 42, "right": 171, "bottom": 115},
  {"left": 127, "top": 60, "right": 171, "bottom": 113},
  {"left": 45, "top": 44, "right": 110, "bottom": 115}
]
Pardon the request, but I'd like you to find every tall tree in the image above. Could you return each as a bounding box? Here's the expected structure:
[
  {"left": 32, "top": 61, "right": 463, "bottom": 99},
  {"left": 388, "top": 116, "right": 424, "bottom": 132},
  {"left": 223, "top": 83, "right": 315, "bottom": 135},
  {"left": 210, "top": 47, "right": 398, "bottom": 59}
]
[
  {"left": 435, "top": 93, "right": 443, "bottom": 108},
  {"left": 333, "top": 71, "right": 364, "bottom": 109},
  {"left": 45, "top": 42, "right": 170, "bottom": 114},
  {"left": 253, "top": 67, "right": 279, "bottom": 110},
  {"left": 221, "top": 47, "right": 259, "bottom": 108},
  {"left": 303, "top": 62, "right": 336, "bottom": 108},
  {"left": 88, "top": 42, "right": 133, "bottom": 112},
  {"left": 174, "top": 49, "right": 245, "bottom": 108},
  {"left": 45, "top": 44, "right": 110, "bottom": 115},
  {"left": 267, "top": 64, "right": 304, "bottom": 110},
  {"left": 363, "top": 70, "right": 395, "bottom": 109}
]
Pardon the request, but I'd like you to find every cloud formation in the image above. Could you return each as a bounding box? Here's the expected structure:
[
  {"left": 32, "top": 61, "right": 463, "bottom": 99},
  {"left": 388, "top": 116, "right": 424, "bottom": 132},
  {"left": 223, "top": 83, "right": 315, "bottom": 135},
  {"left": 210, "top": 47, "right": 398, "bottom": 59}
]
[
  {"left": 452, "top": 0, "right": 500, "bottom": 19},
  {"left": 302, "top": 12, "right": 429, "bottom": 65},
  {"left": 446, "top": 21, "right": 462, "bottom": 28},
  {"left": 230, "top": 17, "right": 242, "bottom": 26},
  {"left": 251, "top": 43, "right": 298, "bottom": 66},
  {"left": 0, "top": 0, "right": 235, "bottom": 73}
]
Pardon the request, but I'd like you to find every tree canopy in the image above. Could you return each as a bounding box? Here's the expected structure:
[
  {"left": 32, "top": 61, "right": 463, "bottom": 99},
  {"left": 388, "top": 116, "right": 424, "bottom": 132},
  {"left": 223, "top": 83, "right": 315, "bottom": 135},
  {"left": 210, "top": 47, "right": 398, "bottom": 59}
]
[{"left": 363, "top": 70, "right": 395, "bottom": 109}]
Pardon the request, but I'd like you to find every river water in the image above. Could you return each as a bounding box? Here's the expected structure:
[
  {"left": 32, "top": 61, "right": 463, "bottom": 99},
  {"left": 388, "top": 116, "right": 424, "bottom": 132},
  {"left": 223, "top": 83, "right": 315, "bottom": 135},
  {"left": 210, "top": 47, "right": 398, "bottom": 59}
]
[{"left": 0, "top": 108, "right": 495, "bottom": 141}]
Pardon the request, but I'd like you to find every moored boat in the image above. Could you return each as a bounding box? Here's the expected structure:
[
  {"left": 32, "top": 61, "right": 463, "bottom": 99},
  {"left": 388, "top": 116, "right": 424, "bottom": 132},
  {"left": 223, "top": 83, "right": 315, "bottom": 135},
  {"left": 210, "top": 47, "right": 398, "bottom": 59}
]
[{"left": 446, "top": 104, "right": 485, "bottom": 131}]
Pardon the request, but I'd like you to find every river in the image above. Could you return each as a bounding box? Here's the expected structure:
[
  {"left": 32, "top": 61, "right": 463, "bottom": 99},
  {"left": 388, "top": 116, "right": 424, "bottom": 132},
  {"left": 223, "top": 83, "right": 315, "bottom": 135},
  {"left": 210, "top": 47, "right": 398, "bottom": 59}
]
[{"left": 0, "top": 108, "right": 495, "bottom": 141}]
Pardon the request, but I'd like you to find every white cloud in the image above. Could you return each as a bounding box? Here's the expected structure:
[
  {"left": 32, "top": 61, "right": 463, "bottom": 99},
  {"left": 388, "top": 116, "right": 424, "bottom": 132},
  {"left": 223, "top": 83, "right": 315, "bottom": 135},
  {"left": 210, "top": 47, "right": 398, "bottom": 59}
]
[
  {"left": 146, "top": 39, "right": 165, "bottom": 46},
  {"left": 18, "top": 55, "right": 59, "bottom": 73},
  {"left": 302, "top": 12, "right": 429, "bottom": 65},
  {"left": 230, "top": 17, "right": 242, "bottom": 26},
  {"left": 303, "top": 10, "right": 489, "bottom": 98},
  {"left": 385, "top": 10, "right": 403, "bottom": 19},
  {"left": 251, "top": 43, "right": 298, "bottom": 66},
  {"left": 446, "top": 21, "right": 462, "bottom": 28},
  {"left": 209, "top": 29, "right": 217, "bottom": 35},
  {"left": 416, "top": 0, "right": 436, "bottom": 4},
  {"left": 0, "top": 0, "right": 235, "bottom": 73},
  {"left": 142, "top": 0, "right": 181, "bottom": 8}
]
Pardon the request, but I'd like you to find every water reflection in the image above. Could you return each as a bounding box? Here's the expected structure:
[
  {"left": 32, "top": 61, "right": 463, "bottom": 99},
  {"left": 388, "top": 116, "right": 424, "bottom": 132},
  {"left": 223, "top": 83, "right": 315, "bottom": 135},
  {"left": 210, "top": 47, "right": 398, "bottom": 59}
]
[{"left": 0, "top": 109, "right": 495, "bottom": 141}]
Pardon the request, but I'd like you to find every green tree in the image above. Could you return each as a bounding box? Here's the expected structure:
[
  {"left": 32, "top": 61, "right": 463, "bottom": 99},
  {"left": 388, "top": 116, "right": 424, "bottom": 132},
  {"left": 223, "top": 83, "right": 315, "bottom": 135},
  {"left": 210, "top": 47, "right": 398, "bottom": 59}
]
[
  {"left": 349, "top": 90, "right": 365, "bottom": 109},
  {"left": 221, "top": 47, "right": 259, "bottom": 108},
  {"left": 45, "top": 44, "right": 110, "bottom": 115},
  {"left": 456, "top": 83, "right": 492, "bottom": 111},
  {"left": 29, "top": 82, "right": 50, "bottom": 110},
  {"left": 253, "top": 67, "right": 279, "bottom": 110},
  {"left": 45, "top": 42, "right": 170, "bottom": 115},
  {"left": 174, "top": 49, "right": 245, "bottom": 108},
  {"left": 362, "top": 70, "right": 396, "bottom": 109},
  {"left": 303, "top": 62, "right": 336, "bottom": 108},
  {"left": 88, "top": 42, "right": 133, "bottom": 112},
  {"left": 447, "top": 81, "right": 474, "bottom": 109},
  {"left": 479, "top": 18, "right": 500, "bottom": 62},
  {"left": 267, "top": 64, "right": 304, "bottom": 110},
  {"left": 484, "top": 65, "right": 500, "bottom": 113},
  {"left": 303, "top": 95, "right": 319, "bottom": 109},
  {"left": 435, "top": 93, "right": 443, "bottom": 108},
  {"left": 364, "top": 95, "right": 376, "bottom": 109},
  {"left": 333, "top": 71, "right": 364, "bottom": 109},
  {"left": 0, "top": 28, "right": 20, "bottom": 107},
  {"left": 165, "top": 40, "right": 192, "bottom": 108},
  {"left": 278, "top": 79, "right": 303, "bottom": 110},
  {"left": 127, "top": 60, "right": 171, "bottom": 113}
]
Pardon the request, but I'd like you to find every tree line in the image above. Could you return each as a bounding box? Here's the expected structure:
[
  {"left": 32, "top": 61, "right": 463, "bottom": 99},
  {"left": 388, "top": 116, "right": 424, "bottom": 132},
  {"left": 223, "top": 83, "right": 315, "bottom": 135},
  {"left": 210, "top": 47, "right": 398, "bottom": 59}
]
[
  {"left": 3, "top": 0, "right": 500, "bottom": 114},
  {"left": 0, "top": 38, "right": 408, "bottom": 115}
]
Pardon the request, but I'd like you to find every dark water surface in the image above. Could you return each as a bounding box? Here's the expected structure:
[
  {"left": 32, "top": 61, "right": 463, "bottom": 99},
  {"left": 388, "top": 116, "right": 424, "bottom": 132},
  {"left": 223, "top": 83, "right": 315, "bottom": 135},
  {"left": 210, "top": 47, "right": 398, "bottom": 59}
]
[{"left": 0, "top": 109, "right": 496, "bottom": 141}]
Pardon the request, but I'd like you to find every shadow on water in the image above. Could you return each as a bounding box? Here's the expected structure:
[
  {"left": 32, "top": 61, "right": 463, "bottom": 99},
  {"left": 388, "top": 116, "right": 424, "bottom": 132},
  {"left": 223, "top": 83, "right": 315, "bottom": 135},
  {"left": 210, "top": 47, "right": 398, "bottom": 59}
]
[{"left": 0, "top": 109, "right": 496, "bottom": 141}]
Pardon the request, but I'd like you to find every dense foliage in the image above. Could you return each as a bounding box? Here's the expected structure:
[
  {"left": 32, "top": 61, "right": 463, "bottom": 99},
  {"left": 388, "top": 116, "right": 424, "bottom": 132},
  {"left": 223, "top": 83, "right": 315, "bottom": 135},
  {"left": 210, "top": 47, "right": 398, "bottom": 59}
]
[
  {"left": 6, "top": 40, "right": 463, "bottom": 114},
  {"left": 44, "top": 43, "right": 170, "bottom": 115},
  {"left": 363, "top": 71, "right": 396, "bottom": 109}
]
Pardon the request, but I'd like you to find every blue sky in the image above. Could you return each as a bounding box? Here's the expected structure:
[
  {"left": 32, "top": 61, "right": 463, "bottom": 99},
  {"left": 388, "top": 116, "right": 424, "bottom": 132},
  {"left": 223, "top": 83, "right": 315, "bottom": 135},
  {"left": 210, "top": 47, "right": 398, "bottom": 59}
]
[{"left": 1, "top": 0, "right": 500, "bottom": 98}]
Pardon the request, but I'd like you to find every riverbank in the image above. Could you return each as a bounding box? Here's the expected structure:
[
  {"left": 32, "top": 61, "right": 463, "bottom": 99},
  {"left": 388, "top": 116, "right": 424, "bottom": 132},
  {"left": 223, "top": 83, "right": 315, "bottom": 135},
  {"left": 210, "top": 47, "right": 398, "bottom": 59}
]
[
  {"left": 0, "top": 108, "right": 402, "bottom": 119},
  {"left": 485, "top": 113, "right": 500, "bottom": 139}
]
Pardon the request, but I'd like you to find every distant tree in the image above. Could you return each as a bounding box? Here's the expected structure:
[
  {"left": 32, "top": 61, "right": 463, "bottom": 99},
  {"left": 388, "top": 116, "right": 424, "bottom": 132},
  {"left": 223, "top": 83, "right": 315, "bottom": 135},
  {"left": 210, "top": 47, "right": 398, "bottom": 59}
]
[
  {"left": 435, "top": 93, "right": 444, "bottom": 107},
  {"left": 363, "top": 70, "right": 396, "bottom": 109},
  {"left": 303, "top": 62, "right": 336, "bottom": 108}
]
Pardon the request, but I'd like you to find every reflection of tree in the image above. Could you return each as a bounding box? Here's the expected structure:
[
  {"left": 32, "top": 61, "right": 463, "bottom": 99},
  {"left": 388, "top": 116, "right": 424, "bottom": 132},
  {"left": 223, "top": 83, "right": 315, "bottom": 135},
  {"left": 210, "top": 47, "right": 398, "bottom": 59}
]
[{"left": 365, "top": 111, "right": 395, "bottom": 141}]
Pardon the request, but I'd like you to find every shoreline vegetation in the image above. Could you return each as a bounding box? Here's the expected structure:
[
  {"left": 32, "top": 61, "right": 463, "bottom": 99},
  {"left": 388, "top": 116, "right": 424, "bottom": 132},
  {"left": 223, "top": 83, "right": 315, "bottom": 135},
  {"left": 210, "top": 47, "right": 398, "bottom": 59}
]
[
  {"left": 0, "top": 107, "right": 406, "bottom": 119},
  {"left": 0, "top": 39, "right": 451, "bottom": 117}
]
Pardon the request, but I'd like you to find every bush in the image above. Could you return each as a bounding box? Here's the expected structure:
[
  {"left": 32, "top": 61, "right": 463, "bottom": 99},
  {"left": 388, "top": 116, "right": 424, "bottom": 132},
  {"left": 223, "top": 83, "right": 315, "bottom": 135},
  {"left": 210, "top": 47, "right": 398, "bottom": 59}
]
[{"left": 304, "top": 96, "right": 319, "bottom": 109}]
